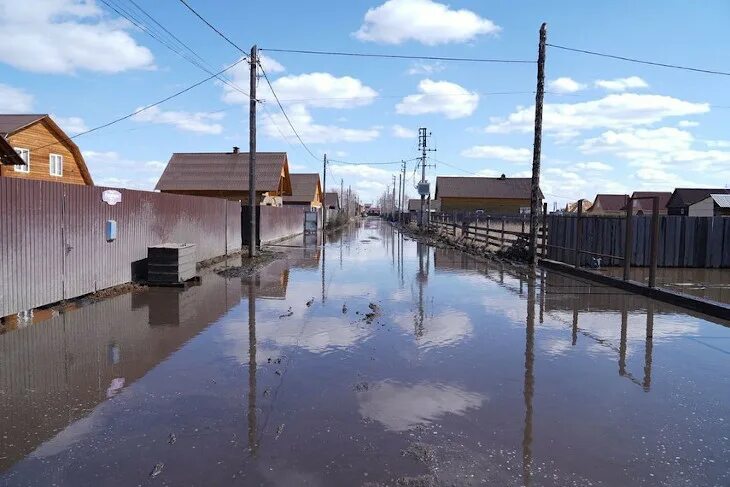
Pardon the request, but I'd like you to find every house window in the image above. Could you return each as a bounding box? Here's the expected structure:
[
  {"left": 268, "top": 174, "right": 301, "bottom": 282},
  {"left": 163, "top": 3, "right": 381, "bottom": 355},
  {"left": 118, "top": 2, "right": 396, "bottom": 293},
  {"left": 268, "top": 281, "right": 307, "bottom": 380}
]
[
  {"left": 49, "top": 153, "right": 63, "bottom": 177},
  {"left": 14, "top": 148, "right": 29, "bottom": 173}
]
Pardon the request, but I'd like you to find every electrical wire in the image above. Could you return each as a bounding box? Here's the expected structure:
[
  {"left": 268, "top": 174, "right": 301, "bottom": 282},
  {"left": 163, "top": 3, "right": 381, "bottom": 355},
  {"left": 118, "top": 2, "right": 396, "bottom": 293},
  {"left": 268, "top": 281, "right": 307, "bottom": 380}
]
[
  {"left": 177, "top": 0, "right": 248, "bottom": 55},
  {"left": 260, "top": 48, "right": 535, "bottom": 64},
  {"left": 28, "top": 57, "right": 248, "bottom": 151},
  {"left": 548, "top": 43, "right": 730, "bottom": 77},
  {"left": 328, "top": 157, "right": 419, "bottom": 166},
  {"left": 258, "top": 62, "right": 321, "bottom": 162}
]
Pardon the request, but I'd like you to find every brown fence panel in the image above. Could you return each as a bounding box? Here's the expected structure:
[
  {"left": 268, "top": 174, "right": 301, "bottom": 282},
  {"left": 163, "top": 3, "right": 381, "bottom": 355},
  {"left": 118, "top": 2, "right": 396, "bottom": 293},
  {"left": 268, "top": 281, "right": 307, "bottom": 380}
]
[
  {"left": 259, "top": 206, "right": 306, "bottom": 244},
  {"left": 1, "top": 178, "right": 239, "bottom": 317}
]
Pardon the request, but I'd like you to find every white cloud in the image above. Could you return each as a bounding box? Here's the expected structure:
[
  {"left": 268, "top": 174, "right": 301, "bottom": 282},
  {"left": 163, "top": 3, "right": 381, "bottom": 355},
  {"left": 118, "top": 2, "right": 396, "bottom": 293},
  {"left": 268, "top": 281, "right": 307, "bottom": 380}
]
[
  {"left": 397, "top": 79, "right": 478, "bottom": 119},
  {"left": 329, "top": 164, "right": 392, "bottom": 180},
  {"left": 0, "top": 0, "right": 154, "bottom": 74},
  {"left": 407, "top": 61, "right": 445, "bottom": 75},
  {"left": 262, "top": 104, "right": 379, "bottom": 143},
  {"left": 354, "top": 0, "right": 500, "bottom": 45},
  {"left": 52, "top": 115, "right": 88, "bottom": 135},
  {"left": 594, "top": 76, "right": 648, "bottom": 92},
  {"left": 258, "top": 53, "right": 285, "bottom": 74},
  {"left": 678, "top": 120, "right": 699, "bottom": 128},
  {"left": 486, "top": 93, "right": 709, "bottom": 137},
  {"left": 357, "top": 380, "right": 484, "bottom": 431},
  {"left": 0, "top": 84, "right": 34, "bottom": 112},
  {"left": 392, "top": 124, "right": 416, "bottom": 138},
  {"left": 82, "top": 150, "right": 165, "bottom": 191},
  {"left": 574, "top": 161, "right": 612, "bottom": 171},
  {"left": 580, "top": 127, "right": 694, "bottom": 155},
  {"left": 461, "top": 145, "right": 531, "bottom": 163},
  {"left": 131, "top": 106, "right": 224, "bottom": 134},
  {"left": 706, "top": 140, "right": 730, "bottom": 148},
  {"left": 548, "top": 77, "right": 586, "bottom": 94}
]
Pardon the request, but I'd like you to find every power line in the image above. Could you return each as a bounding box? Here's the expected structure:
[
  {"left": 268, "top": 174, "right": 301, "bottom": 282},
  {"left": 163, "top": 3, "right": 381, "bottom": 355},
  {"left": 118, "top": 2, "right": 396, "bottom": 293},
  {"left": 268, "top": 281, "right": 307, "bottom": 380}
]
[
  {"left": 329, "top": 157, "right": 419, "bottom": 166},
  {"left": 258, "top": 62, "right": 321, "bottom": 162},
  {"left": 430, "top": 157, "right": 479, "bottom": 175},
  {"left": 28, "top": 58, "right": 248, "bottom": 151},
  {"left": 260, "top": 47, "right": 535, "bottom": 64},
  {"left": 177, "top": 0, "right": 248, "bottom": 55},
  {"left": 548, "top": 43, "right": 730, "bottom": 77}
]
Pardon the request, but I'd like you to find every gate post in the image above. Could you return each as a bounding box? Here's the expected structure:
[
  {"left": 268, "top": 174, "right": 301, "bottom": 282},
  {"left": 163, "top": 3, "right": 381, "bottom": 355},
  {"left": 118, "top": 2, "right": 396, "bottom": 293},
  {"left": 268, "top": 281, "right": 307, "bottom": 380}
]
[
  {"left": 649, "top": 196, "right": 660, "bottom": 288},
  {"left": 574, "top": 199, "right": 584, "bottom": 268},
  {"left": 623, "top": 198, "right": 633, "bottom": 281}
]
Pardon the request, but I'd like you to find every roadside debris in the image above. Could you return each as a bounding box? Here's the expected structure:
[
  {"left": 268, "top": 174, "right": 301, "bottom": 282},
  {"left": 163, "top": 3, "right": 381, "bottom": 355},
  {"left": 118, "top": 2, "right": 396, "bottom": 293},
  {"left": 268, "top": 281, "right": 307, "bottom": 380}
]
[
  {"left": 342, "top": 303, "right": 348, "bottom": 314},
  {"left": 168, "top": 433, "right": 176, "bottom": 445},
  {"left": 275, "top": 424, "right": 285, "bottom": 440},
  {"left": 150, "top": 462, "right": 164, "bottom": 478},
  {"left": 279, "top": 307, "right": 293, "bottom": 318},
  {"left": 306, "top": 298, "right": 314, "bottom": 307}
]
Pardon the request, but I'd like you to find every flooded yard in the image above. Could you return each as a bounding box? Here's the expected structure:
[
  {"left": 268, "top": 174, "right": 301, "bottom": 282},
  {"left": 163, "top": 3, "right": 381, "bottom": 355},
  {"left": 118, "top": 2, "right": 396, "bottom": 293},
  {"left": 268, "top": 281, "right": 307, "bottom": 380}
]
[{"left": 1, "top": 218, "right": 728, "bottom": 486}]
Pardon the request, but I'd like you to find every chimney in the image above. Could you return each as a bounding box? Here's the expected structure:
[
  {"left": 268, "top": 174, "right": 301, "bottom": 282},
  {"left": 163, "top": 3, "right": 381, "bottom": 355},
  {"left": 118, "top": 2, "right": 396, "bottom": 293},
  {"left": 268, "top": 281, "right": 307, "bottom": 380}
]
[{"left": 232, "top": 146, "right": 240, "bottom": 154}]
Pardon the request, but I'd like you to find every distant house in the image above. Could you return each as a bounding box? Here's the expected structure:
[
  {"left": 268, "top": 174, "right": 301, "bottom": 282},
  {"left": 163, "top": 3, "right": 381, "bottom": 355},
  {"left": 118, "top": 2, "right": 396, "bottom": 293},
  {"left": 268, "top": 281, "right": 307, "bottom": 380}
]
[
  {"left": 625, "top": 191, "right": 672, "bottom": 215},
  {"left": 586, "top": 194, "right": 629, "bottom": 216},
  {"left": 434, "top": 175, "right": 541, "bottom": 215},
  {"left": 324, "top": 192, "right": 340, "bottom": 211},
  {"left": 407, "top": 198, "right": 440, "bottom": 216},
  {"left": 564, "top": 199, "right": 592, "bottom": 214},
  {"left": 0, "top": 114, "right": 93, "bottom": 185},
  {"left": 686, "top": 193, "right": 730, "bottom": 217},
  {"left": 282, "top": 173, "right": 322, "bottom": 208},
  {"left": 667, "top": 188, "right": 730, "bottom": 216},
  {"left": 155, "top": 148, "right": 292, "bottom": 203}
]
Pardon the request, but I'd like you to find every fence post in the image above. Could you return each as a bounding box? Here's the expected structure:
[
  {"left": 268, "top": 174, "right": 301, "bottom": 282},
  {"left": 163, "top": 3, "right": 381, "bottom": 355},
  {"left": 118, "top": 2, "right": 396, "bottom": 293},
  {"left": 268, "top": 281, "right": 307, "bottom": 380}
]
[
  {"left": 542, "top": 202, "right": 548, "bottom": 258},
  {"left": 501, "top": 217, "right": 505, "bottom": 247},
  {"left": 649, "top": 196, "right": 659, "bottom": 288},
  {"left": 574, "top": 199, "right": 583, "bottom": 268},
  {"left": 623, "top": 198, "right": 633, "bottom": 281}
]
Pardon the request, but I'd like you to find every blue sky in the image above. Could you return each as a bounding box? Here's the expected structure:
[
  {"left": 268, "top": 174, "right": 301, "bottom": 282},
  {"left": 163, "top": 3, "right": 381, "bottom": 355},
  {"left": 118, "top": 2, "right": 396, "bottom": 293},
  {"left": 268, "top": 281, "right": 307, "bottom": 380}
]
[{"left": 2, "top": 0, "right": 729, "bottom": 205}]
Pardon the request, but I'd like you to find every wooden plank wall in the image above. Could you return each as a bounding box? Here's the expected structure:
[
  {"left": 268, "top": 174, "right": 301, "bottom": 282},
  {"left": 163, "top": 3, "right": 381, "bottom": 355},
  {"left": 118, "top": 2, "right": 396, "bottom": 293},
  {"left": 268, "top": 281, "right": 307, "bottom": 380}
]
[{"left": 546, "top": 215, "right": 730, "bottom": 268}]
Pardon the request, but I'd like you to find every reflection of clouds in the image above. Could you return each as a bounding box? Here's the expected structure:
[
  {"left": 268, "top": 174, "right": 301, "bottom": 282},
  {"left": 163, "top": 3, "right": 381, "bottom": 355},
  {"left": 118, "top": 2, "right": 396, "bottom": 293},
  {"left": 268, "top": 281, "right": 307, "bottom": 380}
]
[
  {"left": 395, "top": 309, "right": 473, "bottom": 350},
  {"left": 260, "top": 317, "right": 370, "bottom": 354},
  {"left": 357, "top": 380, "right": 484, "bottom": 431},
  {"left": 325, "top": 282, "right": 377, "bottom": 299},
  {"left": 541, "top": 337, "right": 573, "bottom": 357}
]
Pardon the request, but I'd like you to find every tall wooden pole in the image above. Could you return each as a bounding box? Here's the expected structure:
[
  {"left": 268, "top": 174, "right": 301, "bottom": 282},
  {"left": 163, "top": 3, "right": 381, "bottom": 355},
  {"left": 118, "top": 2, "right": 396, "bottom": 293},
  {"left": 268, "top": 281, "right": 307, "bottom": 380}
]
[
  {"left": 248, "top": 45, "right": 258, "bottom": 258},
  {"left": 528, "top": 23, "right": 547, "bottom": 268},
  {"left": 649, "top": 196, "right": 660, "bottom": 288},
  {"left": 322, "top": 153, "right": 327, "bottom": 243},
  {"left": 623, "top": 198, "right": 633, "bottom": 280}
]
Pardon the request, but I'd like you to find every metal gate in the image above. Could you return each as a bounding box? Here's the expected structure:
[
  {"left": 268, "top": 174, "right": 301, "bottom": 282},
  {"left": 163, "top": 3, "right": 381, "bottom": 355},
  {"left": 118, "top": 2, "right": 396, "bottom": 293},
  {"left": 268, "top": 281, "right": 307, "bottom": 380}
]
[{"left": 304, "top": 211, "right": 318, "bottom": 235}]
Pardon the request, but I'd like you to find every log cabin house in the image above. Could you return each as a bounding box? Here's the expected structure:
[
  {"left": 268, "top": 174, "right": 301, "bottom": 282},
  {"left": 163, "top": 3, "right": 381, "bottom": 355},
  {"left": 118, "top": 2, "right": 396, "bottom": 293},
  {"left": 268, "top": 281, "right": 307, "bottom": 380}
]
[
  {"left": 434, "top": 175, "right": 541, "bottom": 215},
  {"left": 155, "top": 148, "right": 293, "bottom": 204},
  {"left": 0, "top": 114, "right": 93, "bottom": 185}
]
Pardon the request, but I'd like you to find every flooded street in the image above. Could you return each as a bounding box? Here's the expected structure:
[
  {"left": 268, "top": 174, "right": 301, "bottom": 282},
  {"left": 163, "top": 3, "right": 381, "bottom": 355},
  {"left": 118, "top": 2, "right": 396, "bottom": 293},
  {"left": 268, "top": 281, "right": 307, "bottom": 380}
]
[{"left": 1, "top": 218, "right": 728, "bottom": 486}]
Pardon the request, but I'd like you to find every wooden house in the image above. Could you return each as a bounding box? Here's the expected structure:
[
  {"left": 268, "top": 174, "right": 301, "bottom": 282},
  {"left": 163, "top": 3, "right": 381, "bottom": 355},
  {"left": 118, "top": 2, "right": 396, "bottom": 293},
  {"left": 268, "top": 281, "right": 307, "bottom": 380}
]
[
  {"left": 434, "top": 175, "right": 541, "bottom": 215},
  {"left": 155, "top": 148, "right": 292, "bottom": 203},
  {"left": 0, "top": 114, "right": 93, "bottom": 185},
  {"left": 585, "top": 194, "right": 629, "bottom": 216},
  {"left": 667, "top": 188, "right": 730, "bottom": 216},
  {"left": 282, "top": 173, "right": 322, "bottom": 208},
  {"left": 324, "top": 192, "right": 340, "bottom": 211},
  {"left": 626, "top": 191, "right": 672, "bottom": 215}
]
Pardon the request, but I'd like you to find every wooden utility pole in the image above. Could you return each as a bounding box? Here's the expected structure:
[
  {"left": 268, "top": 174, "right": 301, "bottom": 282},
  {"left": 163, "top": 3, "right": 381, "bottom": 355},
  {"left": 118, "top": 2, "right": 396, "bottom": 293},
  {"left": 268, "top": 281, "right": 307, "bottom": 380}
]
[
  {"left": 401, "top": 160, "right": 406, "bottom": 224},
  {"left": 528, "top": 23, "right": 547, "bottom": 267},
  {"left": 340, "top": 178, "right": 344, "bottom": 217},
  {"left": 419, "top": 128, "right": 427, "bottom": 229},
  {"left": 248, "top": 45, "right": 258, "bottom": 258},
  {"left": 397, "top": 172, "right": 402, "bottom": 223},
  {"left": 322, "top": 154, "right": 327, "bottom": 241}
]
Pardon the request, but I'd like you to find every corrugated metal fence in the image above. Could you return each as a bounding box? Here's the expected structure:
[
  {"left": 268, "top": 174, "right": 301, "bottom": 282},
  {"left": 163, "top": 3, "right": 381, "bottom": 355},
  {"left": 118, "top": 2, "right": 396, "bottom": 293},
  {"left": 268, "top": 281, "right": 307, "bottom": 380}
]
[
  {"left": 547, "top": 214, "right": 730, "bottom": 267},
  {"left": 243, "top": 205, "right": 308, "bottom": 245},
  {"left": 1, "top": 178, "right": 241, "bottom": 317}
]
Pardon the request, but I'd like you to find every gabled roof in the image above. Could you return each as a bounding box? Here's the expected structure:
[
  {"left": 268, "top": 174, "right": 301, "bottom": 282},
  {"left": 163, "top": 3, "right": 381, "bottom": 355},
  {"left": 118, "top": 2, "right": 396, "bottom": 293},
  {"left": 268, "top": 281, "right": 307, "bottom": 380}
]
[
  {"left": 324, "top": 192, "right": 340, "bottom": 209},
  {"left": 435, "top": 176, "right": 542, "bottom": 200},
  {"left": 628, "top": 191, "right": 672, "bottom": 212},
  {"left": 0, "top": 114, "right": 46, "bottom": 136},
  {"left": 155, "top": 152, "right": 290, "bottom": 193},
  {"left": 0, "top": 114, "right": 93, "bottom": 184},
  {"left": 588, "top": 194, "right": 629, "bottom": 212},
  {"left": 282, "top": 173, "right": 320, "bottom": 203},
  {"left": 0, "top": 136, "right": 24, "bottom": 165},
  {"left": 668, "top": 188, "right": 730, "bottom": 208},
  {"left": 710, "top": 194, "right": 730, "bottom": 208}
]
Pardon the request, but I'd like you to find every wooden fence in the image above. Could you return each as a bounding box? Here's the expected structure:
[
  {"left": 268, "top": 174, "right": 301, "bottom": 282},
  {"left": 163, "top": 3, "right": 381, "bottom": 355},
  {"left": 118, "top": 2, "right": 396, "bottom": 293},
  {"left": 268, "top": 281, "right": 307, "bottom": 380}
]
[
  {"left": 430, "top": 214, "right": 548, "bottom": 252},
  {"left": 547, "top": 214, "right": 730, "bottom": 268}
]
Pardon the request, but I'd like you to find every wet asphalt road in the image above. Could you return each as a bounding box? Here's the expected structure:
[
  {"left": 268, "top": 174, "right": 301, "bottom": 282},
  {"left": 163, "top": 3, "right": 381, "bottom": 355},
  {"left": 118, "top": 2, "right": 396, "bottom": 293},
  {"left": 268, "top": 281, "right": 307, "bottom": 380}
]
[{"left": 0, "top": 218, "right": 728, "bottom": 486}]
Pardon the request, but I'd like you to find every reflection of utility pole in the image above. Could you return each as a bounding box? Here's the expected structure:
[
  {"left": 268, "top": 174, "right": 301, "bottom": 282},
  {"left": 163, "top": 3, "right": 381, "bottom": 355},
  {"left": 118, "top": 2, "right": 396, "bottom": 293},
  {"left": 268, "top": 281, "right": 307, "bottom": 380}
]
[
  {"left": 643, "top": 302, "right": 654, "bottom": 392},
  {"left": 571, "top": 297, "right": 578, "bottom": 346},
  {"left": 321, "top": 245, "right": 326, "bottom": 303},
  {"left": 523, "top": 276, "right": 536, "bottom": 487},
  {"left": 619, "top": 301, "right": 628, "bottom": 377},
  {"left": 247, "top": 275, "right": 258, "bottom": 456},
  {"left": 415, "top": 243, "right": 427, "bottom": 337}
]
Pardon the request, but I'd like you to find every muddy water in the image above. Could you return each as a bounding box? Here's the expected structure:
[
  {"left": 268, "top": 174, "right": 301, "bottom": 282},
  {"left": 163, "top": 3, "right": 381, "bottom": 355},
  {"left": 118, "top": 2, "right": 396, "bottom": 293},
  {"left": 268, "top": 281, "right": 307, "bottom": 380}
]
[{"left": 0, "top": 218, "right": 728, "bottom": 486}]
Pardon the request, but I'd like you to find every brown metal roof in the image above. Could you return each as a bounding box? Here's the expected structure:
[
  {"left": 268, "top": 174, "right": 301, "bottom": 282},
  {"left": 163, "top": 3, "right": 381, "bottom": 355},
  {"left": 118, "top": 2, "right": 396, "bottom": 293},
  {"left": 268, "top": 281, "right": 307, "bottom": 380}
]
[
  {"left": 435, "top": 176, "right": 542, "bottom": 200},
  {"left": 0, "top": 114, "right": 46, "bottom": 136},
  {"left": 667, "top": 188, "right": 730, "bottom": 208},
  {"left": 155, "top": 152, "right": 288, "bottom": 192},
  {"left": 324, "top": 192, "right": 340, "bottom": 209},
  {"left": 629, "top": 191, "right": 672, "bottom": 212},
  {"left": 282, "top": 173, "right": 320, "bottom": 203},
  {"left": 588, "top": 194, "right": 629, "bottom": 212},
  {"left": 0, "top": 136, "right": 24, "bottom": 165}
]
